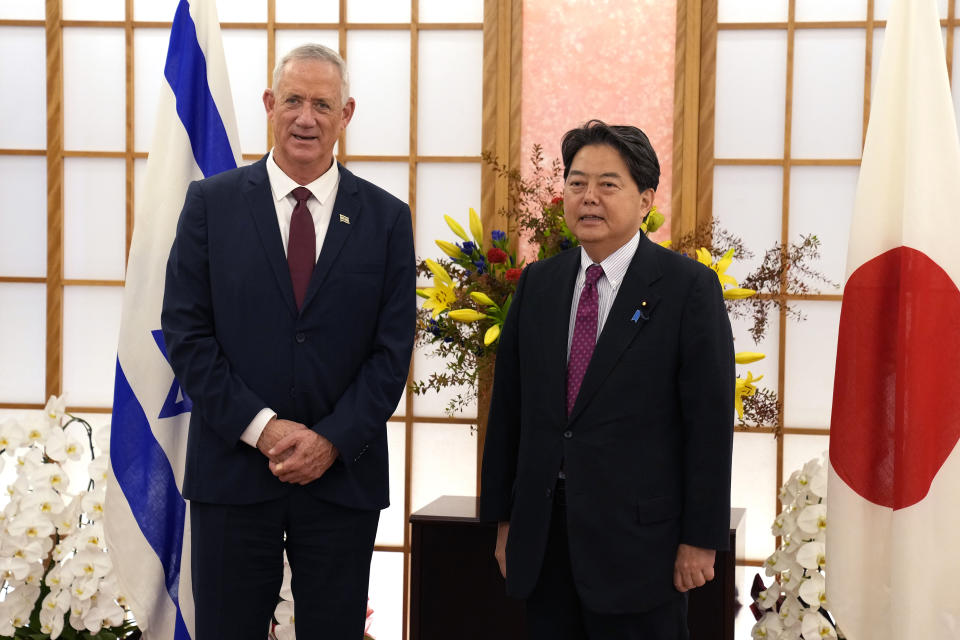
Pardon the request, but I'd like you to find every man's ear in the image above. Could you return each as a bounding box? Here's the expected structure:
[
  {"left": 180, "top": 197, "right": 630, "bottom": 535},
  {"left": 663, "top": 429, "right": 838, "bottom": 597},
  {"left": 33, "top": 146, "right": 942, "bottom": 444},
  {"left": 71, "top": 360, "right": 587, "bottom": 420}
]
[
  {"left": 263, "top": 89, "right": 275, "bottom": 118},
  {"left": 640, "top": 187, "right": 656, "bottom": 214}
]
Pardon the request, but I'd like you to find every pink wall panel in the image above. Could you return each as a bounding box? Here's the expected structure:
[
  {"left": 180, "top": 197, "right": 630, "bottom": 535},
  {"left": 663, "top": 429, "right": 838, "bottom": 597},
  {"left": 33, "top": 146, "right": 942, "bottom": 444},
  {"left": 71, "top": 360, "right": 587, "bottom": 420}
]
[{"left": 521, "top": 0, "right": 677, "bottom": 239}]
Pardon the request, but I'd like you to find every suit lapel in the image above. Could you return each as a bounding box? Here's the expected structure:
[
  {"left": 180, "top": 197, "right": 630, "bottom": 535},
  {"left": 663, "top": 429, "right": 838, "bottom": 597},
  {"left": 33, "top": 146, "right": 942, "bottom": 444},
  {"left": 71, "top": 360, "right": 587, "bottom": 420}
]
[
  {"left": 243, "top": 156, "right": 298, "bottom": 317},
  {"left": 299, "top": 163, "right": 359, "bottom": 311},
  {"left": 568, "top": 234, "right": 663, "bottom": 425},
  {"left": 541, "top": 249, "right": 581, "bottom": 419}
]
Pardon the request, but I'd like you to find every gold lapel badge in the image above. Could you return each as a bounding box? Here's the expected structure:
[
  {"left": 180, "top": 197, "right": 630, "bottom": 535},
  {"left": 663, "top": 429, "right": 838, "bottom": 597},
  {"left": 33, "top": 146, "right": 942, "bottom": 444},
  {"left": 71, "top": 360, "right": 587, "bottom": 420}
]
[{"left": 339, "top": 213, "right": 350, "bottom": 224}]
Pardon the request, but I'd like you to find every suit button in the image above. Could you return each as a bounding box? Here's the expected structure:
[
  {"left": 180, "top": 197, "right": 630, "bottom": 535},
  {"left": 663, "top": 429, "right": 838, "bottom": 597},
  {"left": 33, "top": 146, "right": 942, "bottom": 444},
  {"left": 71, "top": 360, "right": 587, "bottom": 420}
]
[
  {"left": 289, "top": 386, "right": 296, "bottom": 397},
  {"left": 545, "top": 488, "right": 552, "bottom": 498},
  {"left": 563, "top": 430, "right": 573, "bottom": 439},
  {"left": 295, "top": 332, "right": 306, "bottom": 343}
]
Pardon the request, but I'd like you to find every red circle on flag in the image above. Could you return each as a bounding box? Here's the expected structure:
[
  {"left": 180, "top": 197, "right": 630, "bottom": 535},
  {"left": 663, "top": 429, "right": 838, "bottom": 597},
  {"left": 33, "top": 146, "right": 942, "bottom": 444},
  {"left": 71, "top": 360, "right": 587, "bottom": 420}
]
[{"left": 830, "top": 247, "right": 960, "bottom": 510}]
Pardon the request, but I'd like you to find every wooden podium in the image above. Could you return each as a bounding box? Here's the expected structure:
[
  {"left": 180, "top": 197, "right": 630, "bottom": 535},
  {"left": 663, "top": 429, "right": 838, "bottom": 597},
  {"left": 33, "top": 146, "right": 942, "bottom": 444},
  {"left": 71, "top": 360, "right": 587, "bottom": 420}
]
[{"left": 410, "top": 496, "right": 744, "bottom": 640}]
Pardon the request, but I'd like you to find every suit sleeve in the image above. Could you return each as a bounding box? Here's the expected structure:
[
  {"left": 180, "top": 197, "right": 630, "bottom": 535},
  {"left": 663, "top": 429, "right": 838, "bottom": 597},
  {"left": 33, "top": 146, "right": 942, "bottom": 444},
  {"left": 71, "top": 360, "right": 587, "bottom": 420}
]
[
  {"left": 677, "top": 266, "right": 735, "bottom": 550},
  {"left": 161, "top": 180, "right": 267, "bottom": 444},
  {"left": 311, "top": 201, "right": 416, "bottom": 464},
  {"left": 478, "top": 267, "right": 529, "bottom": 523}
]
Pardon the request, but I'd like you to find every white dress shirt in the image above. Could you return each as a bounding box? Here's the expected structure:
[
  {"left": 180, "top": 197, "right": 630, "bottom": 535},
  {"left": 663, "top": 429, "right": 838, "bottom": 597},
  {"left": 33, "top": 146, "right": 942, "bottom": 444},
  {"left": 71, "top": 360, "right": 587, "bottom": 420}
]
[
  {"left": 240, "top": 151, "right": 341, "bottom": 448},
  {"left": 566, "top": 231, "right": 642, "bottom": 360}
]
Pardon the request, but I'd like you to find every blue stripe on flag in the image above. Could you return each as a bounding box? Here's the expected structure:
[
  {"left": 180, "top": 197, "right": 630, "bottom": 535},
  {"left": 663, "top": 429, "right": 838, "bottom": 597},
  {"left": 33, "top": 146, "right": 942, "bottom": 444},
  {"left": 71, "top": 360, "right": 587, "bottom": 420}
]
[
  {"left": 112, "top": 360, "right": 191, "bottom": 640},
  {"left": 164, "top": 0, "right": 237, "bottom": 178}
]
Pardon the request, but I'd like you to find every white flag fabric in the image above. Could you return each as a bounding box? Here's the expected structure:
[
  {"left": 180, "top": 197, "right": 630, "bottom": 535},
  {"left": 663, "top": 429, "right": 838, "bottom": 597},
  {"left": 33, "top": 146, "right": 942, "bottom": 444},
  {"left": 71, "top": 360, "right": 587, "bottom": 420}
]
[
  {"left": 105, "top": 1, "right": 241, "bottom": 637},
  {"left": 827, "top": 0, "right": 960, "bottom": 637}
]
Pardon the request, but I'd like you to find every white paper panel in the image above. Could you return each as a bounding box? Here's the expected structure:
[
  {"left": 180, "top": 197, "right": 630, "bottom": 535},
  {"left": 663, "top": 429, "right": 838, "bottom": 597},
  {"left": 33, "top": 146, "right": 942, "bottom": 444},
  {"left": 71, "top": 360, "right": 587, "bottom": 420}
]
[
  {"left": 275, "top": 0, "right": 339, "bottom": 23},
  {"left": 783, "top": 300, "right": 842, "bottom": 429},
  {"left": 717, "top": 0, "right": 788, "bottom": 23},
  {"left": 715, "top": 31, "right": 787, "bottom": 159},
  {"left": 414, "top": 163, "right": 482, "bottom": 261},
  {"left": 0, "top": 284, "right": 46, "bottom": 404},
  {"left": 732, "top": 432, "right": 777, "bottom": 561},
  {"left": 0, "top": 27, "right": 46, "bottom": 149},
  {"left": 791, "top": 30, "right": 865, "bottom": 160},
  {"left": 222, "top": 29, "right": 268, "bottom": 155},
  {"left": 344, "top": 162, "right": 409, "bottom": 203},
  {"left": 215, "top": 0, "right": 265, "bottom": 22},
  {"left": 736, "top": 568, "right": 766, "bottom": 638},
  {"left": 730, "top": 311, "right": 780, "bottom": 425},
  {"left": 64, "top": 159, "right": 127, "bottom": 281},
  {"left": 782, "top": 434, "right": 829, "bottom": 481},
  {"left": 346, "top": 31, "right": 411, "bottom": 156},
  {"left": 411, "top": 422, "right": 476, "bottom": 512},
  {"left": 375, "top": 422, "right": 407, "bottom": 547},
  {"left": 411, "top": 348, "right": 478, "bottom": 419},
  {"left": 876, "top": 0, "right": 949, "bottom": 20},
  {"left": 419, "top": 0, "right": 483, "bottom": 23},
  {"left": 367, "top": 551, "right": 404, "bottom": 640},
  {"left": 133, "top": 0, "right": 178, "bottom": 21},
  {"left": 712, "top": 166, "right": 783, "bottom": 277},
  {"left": 63, "top": 28, "right": 126, "bottom": 152},
  {"left": 955, "top": 29, "right": 960, "bottom": 137},
  {"left": 274, "top": 31, "right": 340, "bottom": 75},
  {"left": 347, "top": 0, "right": 410, "bottom": 23},
  {"left": 0, "top": 156, "right": 46, "bottom": 277},
  {"left": 63, "top": 286, "right": 124, "bottom": 408},
  {"left": 789, "top": 166, "right": 857, "bottom": 288},
  {"left": 417, "top": 31, "right": 483, "bottom": 157},
  {"left": 134, "top": 28, "right": 171, "bottom": 153},
  {"left": 63, "top": 0, "right": 124, "bottom": 20},
  {"left": 0, "top": 0, "right": 44, "bottom": 19},
  {"left": 794, "top": 0, "right": 866, "bottom": 21}
]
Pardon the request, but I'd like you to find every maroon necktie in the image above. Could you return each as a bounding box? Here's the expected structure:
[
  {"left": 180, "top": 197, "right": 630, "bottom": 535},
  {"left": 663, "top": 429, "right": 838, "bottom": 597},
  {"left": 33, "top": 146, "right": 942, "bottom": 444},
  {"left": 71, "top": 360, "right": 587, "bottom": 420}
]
[
  {"left": 566, "top": 264, "right": 604, "bottom": 415},
  {"left": 287, "top": 187, "right": 315, "bottom": 310}
]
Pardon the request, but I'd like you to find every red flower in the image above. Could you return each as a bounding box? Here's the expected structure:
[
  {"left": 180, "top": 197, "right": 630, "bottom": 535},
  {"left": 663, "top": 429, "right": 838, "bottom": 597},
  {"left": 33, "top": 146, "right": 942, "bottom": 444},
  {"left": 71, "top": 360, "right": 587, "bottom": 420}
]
[
  {"left": 487, "top": 247, "right": 509, "bottom": 264},
  {"left": 550, "top": 196, "right": 563, "bottom": 205},
  {"left": 505, "top": 267, "right": 522, "bottom": 282}
]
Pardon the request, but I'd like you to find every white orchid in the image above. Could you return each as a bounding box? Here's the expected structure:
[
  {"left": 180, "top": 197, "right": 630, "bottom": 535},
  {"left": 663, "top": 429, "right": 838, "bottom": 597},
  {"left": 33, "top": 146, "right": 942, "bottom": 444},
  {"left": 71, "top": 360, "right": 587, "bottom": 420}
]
[{"left": 751, "top": 453, "right": 843, "bottom": 640}]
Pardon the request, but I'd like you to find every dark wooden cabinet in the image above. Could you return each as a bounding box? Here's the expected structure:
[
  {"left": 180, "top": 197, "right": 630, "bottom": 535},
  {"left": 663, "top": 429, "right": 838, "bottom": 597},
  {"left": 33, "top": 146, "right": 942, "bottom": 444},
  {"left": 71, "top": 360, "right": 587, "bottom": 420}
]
[{"left": 410, "top": 496, "right": 744, "bottom": 640}]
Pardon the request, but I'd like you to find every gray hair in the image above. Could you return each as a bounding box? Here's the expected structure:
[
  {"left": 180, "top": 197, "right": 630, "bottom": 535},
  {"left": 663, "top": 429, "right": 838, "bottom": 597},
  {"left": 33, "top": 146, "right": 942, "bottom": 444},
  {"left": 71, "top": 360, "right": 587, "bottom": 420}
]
[{"left": 272, "top": 44, "right": 350, "bottom": 106}]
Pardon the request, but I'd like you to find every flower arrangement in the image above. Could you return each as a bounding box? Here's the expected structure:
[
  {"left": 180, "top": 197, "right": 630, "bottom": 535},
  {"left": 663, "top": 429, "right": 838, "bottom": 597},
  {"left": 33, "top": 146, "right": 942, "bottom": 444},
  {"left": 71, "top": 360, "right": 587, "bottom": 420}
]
[
  {"left": 412, "top": 146, "right": 835, "bottom": 430},
  {"left": 749, "top": 453, "right": 845, "bottom": 640},
  {"left": 269, "top": 556, "right": 374, "bottom": 639},
  {"left": 0, "top": 397, "right": 138, "bottom": 640}
]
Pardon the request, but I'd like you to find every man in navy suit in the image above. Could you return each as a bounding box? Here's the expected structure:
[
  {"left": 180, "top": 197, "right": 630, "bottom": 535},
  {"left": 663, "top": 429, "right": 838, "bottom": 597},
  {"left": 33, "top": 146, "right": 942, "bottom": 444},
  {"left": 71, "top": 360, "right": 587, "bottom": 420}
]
[
  {"left": 480, "top": 120, "right": 734, "bottom": 639},
  {"left": 161, "top": 44, "right": 415, "bottom": 639}
]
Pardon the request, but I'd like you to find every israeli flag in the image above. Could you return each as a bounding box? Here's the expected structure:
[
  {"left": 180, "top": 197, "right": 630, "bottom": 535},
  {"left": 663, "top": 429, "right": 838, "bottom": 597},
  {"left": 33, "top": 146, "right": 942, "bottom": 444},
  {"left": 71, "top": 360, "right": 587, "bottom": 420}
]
[{"left": 105, "top": 1, "right": 241, "bottom": 637}]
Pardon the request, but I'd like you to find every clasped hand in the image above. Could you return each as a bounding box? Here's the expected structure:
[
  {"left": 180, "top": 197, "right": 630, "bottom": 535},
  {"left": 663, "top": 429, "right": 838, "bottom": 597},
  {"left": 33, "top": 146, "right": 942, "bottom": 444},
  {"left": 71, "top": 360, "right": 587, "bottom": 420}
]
[{"left": 256, "top": 418, "right": 338, "bottom": 485}]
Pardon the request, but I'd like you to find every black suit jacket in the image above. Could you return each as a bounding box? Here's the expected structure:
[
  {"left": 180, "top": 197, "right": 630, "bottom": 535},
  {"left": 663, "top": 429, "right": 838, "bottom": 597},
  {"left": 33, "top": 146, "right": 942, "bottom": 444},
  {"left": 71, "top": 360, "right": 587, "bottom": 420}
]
[
  {"left": 161, "top": 156, "right": 415, "bottom": 511},
  {"left": 479, "top": 233, "right": 735, "bottom": 614}
]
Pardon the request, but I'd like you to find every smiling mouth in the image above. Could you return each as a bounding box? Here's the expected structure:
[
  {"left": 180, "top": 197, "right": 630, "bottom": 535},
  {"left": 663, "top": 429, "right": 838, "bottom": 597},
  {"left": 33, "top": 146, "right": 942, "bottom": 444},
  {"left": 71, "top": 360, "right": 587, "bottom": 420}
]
[
  {"left": 579, "top": 215, "right": 604, "bottom": 222},
  {"left": 292, "top": 134, "right": 316, "bottom": 141}
]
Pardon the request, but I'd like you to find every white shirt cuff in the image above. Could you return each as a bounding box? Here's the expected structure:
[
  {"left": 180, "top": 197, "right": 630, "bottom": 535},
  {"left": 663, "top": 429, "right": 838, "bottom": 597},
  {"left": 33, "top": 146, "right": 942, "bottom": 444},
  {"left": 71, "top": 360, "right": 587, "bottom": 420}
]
[{"left": 240, "top": 408, "right": 277, "bottom": 448}]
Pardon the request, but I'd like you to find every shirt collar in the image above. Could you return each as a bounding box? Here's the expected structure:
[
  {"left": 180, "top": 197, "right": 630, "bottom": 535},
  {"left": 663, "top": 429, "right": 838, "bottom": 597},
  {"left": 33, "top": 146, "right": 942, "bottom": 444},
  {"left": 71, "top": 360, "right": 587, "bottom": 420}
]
[
  {"left": 266, "top": 150, "right": 340, "bottom": 204},
  {"left": 577, "top": 231, "right": 641, "bottom": 289}
]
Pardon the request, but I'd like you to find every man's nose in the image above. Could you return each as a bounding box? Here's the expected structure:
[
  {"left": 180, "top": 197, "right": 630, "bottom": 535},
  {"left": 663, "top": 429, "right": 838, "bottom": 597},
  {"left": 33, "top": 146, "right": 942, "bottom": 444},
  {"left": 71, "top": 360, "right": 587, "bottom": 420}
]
[
  {"left": 294, "top": 103, "right": 313, "bottom": 124},
  {"left": 583, "top": 181, "right": 600, "bottom": 204}
]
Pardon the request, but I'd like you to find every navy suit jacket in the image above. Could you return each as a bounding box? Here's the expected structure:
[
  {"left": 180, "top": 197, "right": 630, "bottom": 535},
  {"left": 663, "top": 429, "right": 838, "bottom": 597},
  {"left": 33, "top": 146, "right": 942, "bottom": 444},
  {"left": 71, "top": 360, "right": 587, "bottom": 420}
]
[
  {"left": 479, "top": 233, "right": 735, "bottom": 614},
  {"left": 161, "top": 156, "right": 415, "bottom": 511}
]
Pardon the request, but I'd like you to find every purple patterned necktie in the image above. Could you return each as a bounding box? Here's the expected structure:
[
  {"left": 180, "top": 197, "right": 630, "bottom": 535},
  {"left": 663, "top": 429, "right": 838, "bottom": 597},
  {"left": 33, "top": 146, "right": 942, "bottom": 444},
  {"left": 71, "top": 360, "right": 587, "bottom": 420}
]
[
  {"left": 567, "top": 264, "right": 604, "bottom": 415},
  {"left": 287, "top": 186, "right": 315, "bottom": 310}
]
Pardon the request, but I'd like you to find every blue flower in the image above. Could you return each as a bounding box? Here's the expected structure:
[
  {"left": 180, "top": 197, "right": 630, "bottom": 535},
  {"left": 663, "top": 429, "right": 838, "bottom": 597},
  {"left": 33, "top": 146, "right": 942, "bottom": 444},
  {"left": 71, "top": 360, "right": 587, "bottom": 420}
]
[
  {"left": 473, "top": 258, "right": 487, "bottom": 275},
  {"left": 491, "top": 230, "right": 506, "bottom": 242},
  {"left": 560, "top": 237, "right": 573, "bottom": 250},
  {"left": 459, "top": 241, "right": 476, "bottom": 255}
]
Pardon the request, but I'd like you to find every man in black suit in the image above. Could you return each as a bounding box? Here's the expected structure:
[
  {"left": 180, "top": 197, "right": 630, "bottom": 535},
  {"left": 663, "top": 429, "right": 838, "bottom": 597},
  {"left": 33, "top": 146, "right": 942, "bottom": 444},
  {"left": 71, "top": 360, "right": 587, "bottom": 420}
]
[
  {"left": 480, "top": 120, "right": 734, "bottom": 639},
  {"left": 161, "top": 44, "right": 415, "bottom": 639}
]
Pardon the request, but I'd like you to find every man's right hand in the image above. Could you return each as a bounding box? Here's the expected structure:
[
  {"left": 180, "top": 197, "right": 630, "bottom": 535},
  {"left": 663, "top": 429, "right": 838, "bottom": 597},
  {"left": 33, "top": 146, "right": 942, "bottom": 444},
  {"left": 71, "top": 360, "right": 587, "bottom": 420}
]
[
  {"left": 256, "top": 418, "right": 306, "bottom": 463},
  {"left": 495, "top": 521, "right": 509, "bottom": 578}
]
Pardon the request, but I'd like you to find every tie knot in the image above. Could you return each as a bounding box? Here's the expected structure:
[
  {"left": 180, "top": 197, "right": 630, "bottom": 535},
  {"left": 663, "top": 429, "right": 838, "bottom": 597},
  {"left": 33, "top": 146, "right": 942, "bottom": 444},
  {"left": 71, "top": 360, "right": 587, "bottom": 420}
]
[
  {"left": 585, "top": 264, "right": 604, "bottom": 287},
  {"left": 291, "top": 186, "right": 312, "bottom": 205}
]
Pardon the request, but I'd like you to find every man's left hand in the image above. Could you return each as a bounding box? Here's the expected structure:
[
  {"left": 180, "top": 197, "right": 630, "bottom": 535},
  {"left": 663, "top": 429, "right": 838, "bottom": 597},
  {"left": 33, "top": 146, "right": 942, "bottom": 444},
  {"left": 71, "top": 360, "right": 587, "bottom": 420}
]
[
  {"left": 673, "top": 543, "right": 716, "bottom": 592},
  {"left": 268, "top": 430, "right": 339, "bottom": 485}
]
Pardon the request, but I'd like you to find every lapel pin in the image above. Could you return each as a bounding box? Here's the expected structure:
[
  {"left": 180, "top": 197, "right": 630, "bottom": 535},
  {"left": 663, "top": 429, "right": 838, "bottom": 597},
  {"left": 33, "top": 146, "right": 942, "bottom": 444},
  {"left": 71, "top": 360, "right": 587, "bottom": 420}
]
[
  {"left": 631, "top": 302, "right": 650, "bottom": 323},
  {"left": 339, "top": 213, "right": 350, "bottom": 224}
]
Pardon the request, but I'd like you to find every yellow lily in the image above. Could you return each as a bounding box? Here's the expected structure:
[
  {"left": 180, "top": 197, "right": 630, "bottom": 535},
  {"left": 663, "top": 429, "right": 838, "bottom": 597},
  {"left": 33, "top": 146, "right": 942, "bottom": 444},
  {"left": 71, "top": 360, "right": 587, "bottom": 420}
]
[
  {"left": 697, "top": 247, "right": 739, "bottom": 289},
  {"left": 484, "top": 324, "right": 501, "bottom": 346},
  {"left": 734, "top": 371, "right": 763, "bottom": 419},
  {"left": 468, "top": 207, "right": 484, "bottom": 247},
  {"left": 436, "top": 239, "right": 467, "bottom": 260},
  {"left": 448, "top": 309, "right": 489, "bottom": 323},
  {"left": 659, "top": 240, "right": 673, "bottom": 249},
  {"left": 470, "top": 291, "right": 497, "bottom": 307},
  {"left": 418, "top": 260, "right": 457, "bottom": 318},
  {"left": 444, "top": 215, "right": 471, "bottom": 242},
  {"left": 735, "top": 352, "right": 765, "bottom": 364},
  {"left": 425, "top": 259, "right": 452, "bottom": 286},
  {"left": 723, "top": 287, "right": 756, "bottom": 300}
]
